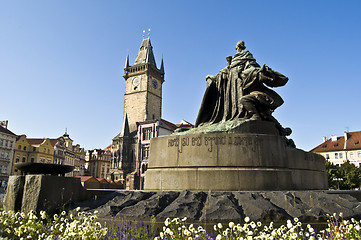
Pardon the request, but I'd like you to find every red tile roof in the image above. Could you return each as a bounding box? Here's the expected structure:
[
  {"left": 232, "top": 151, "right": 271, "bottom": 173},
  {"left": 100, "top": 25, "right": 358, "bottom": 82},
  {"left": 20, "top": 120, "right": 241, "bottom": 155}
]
[
  {"left": 311, "top": 131, "right": 361, "bottom": 152},
  {"left": 160, "top": 119, "right": 178, "bottom": 130},
  {"left": 176, "top": 119, "right": 194, "bottom": 128},
  {"left": 27, "top": 138, "right": 46, "bottom": 145},
  {"left": 96, "top": 178, "right": 109, "bottom": 183},
  {"left": 104, "top": 144, "right": 113, "bottom": 151},
  {"left": 75, "top": 176, "right": 99, "bottom": 182}
]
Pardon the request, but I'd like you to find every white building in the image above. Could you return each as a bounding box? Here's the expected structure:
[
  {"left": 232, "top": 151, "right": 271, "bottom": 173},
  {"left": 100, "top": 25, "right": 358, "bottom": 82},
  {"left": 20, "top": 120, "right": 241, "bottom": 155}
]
[
  {"left": 311, "top": 131, "right": 361, "bottom": 167},
  {"left": 0, "top": 121, "right": 17, "bottom": 188}
]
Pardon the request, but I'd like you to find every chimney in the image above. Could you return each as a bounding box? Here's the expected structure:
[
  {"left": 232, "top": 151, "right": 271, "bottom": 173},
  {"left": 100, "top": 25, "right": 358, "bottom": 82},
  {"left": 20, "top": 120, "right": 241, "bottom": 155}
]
[
  {"left": 331, "top": 135, "right": 337, "bottom": 142},
  {"left": 323, "top": 136, "right": 327, "bottom": 142},
  {"left": 344, "top": 131, "right": 348, "bottom": 149},
  {"left": 0, "top": 120, "right": 8, "bottom": 129}
]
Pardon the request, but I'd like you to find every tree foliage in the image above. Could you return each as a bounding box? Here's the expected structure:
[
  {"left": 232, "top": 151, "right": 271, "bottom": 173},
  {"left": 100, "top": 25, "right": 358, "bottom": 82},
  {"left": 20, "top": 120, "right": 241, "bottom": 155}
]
[{"left": 326, "top": 160, "right": 361, "bottom": 190}]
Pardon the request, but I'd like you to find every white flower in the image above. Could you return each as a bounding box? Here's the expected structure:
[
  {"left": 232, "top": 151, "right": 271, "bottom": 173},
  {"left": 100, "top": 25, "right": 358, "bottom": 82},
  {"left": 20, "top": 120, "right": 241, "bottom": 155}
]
[
  {"left": 218, "top": 223, "right": 223, "bottom": 229},
  {"left": 216, "top": 234, "right": 222, "bottom": 240},
  {"left": 40, "top": 211, "right": 47, "bottom": 219},
  {"left": 244, "top": 216, "right": 250, "bottom": 223},
  {"left": 75, "top": 207, "right": 81, "bottom": 212},
  {"left": 229, "top": 221, "right": 235, "bottom": 229}
]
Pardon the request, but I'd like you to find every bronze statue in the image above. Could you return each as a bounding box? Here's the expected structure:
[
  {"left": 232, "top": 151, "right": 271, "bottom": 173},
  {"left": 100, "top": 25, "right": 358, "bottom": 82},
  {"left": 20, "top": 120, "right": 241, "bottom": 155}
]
[{"left": 195, "top": 40, "right": 289, "bottom": 135}]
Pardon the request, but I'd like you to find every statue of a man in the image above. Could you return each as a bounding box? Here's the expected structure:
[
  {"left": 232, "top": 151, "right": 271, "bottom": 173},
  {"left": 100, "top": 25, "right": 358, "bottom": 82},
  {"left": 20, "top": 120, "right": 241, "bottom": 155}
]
[{"left": 195, "top": 40, "right": 288, "bottom": 135}]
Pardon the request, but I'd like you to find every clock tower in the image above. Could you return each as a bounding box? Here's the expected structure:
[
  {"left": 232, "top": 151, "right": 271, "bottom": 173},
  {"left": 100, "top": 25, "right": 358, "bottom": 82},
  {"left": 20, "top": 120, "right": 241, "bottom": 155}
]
[
  {"left": 123, "top": 38, "right": 165, "bottom": 134},
  {"left": 110, "top": 37, "right": 164, "bottom": 184}
]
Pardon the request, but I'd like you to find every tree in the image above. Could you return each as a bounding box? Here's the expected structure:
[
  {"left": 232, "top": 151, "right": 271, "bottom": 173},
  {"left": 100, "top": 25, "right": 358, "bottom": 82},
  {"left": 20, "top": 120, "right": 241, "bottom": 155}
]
[{"left": 325, "top": 160, "right": 361, "bottom": 190}]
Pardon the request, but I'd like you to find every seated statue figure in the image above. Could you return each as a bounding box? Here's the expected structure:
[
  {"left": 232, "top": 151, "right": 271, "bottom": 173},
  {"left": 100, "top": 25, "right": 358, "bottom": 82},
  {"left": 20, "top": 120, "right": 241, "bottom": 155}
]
[{"left": 195, "top": 40, "right": 289, "bottom": 136}]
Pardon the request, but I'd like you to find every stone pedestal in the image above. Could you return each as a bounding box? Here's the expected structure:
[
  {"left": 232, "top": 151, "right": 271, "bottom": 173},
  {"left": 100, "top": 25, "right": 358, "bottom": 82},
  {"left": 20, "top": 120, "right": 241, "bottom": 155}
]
[
  {"left": 3, "top": 175, "right": 90, "bottom": 213},
  {"left": 144, "top": 122, "right": 328, "bottom": 191}
]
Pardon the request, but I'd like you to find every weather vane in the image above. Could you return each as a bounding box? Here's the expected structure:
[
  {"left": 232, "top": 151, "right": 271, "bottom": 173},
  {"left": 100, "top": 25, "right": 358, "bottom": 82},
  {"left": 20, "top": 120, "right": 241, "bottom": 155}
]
[{"left": 142, "top": 28, "right": 151, "bottom": 38}]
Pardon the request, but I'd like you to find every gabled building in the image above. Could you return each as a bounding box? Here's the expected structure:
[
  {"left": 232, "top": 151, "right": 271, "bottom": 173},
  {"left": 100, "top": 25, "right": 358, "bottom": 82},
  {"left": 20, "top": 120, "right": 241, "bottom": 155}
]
[
  {"left": 311, "top": 131, "right": 361, "bottom": 167},
  {"left": 0, "top": 122, "right": 17, "bottom": 187},
  {"left": 85, "top": 148, "right": 111, "bottom": 179},
  {"left": 62, "top": 131, "right": 85, "bottom": 177},
  {"left": 12, "top": 135, "right": 54, "bottom": 175},
  {"left": 49, "top": 137, "right": 66, "bottom": 165}
]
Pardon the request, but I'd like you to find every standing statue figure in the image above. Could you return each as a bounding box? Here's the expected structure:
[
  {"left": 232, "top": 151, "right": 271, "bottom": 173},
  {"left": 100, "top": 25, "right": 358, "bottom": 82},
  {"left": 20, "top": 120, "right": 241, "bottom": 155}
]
[{"left": 195, "top": 40, "right": 289, "bottom": 135}]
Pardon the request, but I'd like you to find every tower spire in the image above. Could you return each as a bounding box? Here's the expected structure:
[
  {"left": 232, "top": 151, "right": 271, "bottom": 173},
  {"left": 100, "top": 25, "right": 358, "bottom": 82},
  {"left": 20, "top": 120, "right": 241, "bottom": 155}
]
[
  {"left": 160, "top": 55, "right": 165, "bottom": 74},
  {"left": 124, "top": 52, "right": 130, "bottom": 70},
  {"left": 133, "top": 38, "right": 157, "bottom": 68}
]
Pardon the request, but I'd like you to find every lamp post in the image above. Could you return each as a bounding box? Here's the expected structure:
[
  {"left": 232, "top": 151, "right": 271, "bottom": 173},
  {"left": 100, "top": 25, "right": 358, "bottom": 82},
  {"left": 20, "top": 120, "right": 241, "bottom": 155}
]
[{"left": 333, "top": 178, "right": 343, "bottom": 190}]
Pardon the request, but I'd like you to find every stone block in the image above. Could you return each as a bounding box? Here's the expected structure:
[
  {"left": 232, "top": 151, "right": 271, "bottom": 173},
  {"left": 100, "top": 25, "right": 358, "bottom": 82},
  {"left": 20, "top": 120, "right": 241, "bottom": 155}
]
[
  {"left": 3, "top": 176, "right": 25, "bottom": 212},
  {"left": 21, "top": 175, "right": 89, "bottom": 213}
]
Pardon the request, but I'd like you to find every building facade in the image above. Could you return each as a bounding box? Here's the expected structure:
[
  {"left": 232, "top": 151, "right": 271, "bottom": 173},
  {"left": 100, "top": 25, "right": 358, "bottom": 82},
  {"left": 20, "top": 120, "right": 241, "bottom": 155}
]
[
  {"left": 311, "top": 131, "right": 361, "bottom": 167},
  {"left": 50, "top": 137, "right": 66, "bottom": 165},
  {"left": 134, "top": 119, "right": 179, "bottom": 189},
  {"left": 85, "top": 148, "right": 111, "bottom": 178},
  {"left": 11, "top": 132, "right": 85, "bottom": 177},
  {"left": 12, "top": 135, "right": 54, "bottom": 175},
  {"left": 110, "top": 37, "right": 165, "bottom": 187},
  {"left": 0, "top": 123, "right": 17, "bottom": 188}
]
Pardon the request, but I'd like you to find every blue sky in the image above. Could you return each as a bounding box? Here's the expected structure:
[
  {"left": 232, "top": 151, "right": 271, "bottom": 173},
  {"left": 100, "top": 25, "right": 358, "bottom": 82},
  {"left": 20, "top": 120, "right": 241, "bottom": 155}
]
[{"left": 1, "top": 1, "right": 360, "bottom": 151}]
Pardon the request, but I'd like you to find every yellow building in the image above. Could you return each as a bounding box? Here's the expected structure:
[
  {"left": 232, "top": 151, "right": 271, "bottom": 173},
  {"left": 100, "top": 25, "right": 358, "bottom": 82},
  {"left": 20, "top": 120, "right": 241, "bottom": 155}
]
[{"left": 12, "top": 135, "right": 54, "bottom": 175}]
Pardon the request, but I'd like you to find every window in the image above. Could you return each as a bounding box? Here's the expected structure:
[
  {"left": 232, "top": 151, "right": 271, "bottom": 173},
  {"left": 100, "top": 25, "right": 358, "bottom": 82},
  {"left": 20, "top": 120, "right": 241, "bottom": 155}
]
[
  {"left": 339, "top": 152, "right": 343, "bottom": 159},
  {"left": 22, "top": 156, "right": 26, "bottom": 162},
  {"left": 23, "top": 146, "right": 26, "bottom": 151},
  {"left": 9, "top": 141, "right": 12, "bottom": 148},
  {"left": 325, "top": 154, "right": 330, "bottom": 159},
  {"left": 335, "top": 153, "right": 339, "bottom": 159},
  {"left": 33, "top": 147, "right": 36, "bottom": 151},
  {"left": 4, "top": 141, "right": 8, "bottom": 147},
  {"left": 0, "top": 152, "right": 4, "bottom": 159},
  {"left": 31, "top": 157, "right": 35, "bottom": 163},
  {"left": 15, "top": 157, "right": 19, "bottom": 163},
  {"left": 0, "top": 140, "right": 3, "bottom": 146},
  {"left": 358, "top": 151, "right": 361, "bottom": 158},
  {"left": 143, "top": 128, "right": 152, "bottom": 140},
  {"left": 18, "top": 145, "right": 21, "bottom": 150},
  {"left": 350, "top": 152, "right": 354, "bottom": 159},
  {"left": 142, "top": 146, "right": 150, "bottom": 159}
]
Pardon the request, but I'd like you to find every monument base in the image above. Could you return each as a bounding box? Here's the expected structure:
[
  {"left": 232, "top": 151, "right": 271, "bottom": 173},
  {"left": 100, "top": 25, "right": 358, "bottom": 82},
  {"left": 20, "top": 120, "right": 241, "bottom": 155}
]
[
  {"left": 3, "top": 175, "right": 91, "bottom": 213},
  {"left": 69, "top": 190, "right": 361, "bottom": 223},
  {"left": 144, "top": 121, "right": 328, "bottom": 191}
]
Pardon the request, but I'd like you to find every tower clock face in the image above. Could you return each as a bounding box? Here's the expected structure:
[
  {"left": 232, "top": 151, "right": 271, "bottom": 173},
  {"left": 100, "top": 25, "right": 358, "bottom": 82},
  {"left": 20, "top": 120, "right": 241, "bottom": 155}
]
[
  {"left": 152, "top": 79, "right": 158, "bottom": 89},
  {"left": 132, "top": 77, "right": 140, "bottom": 86}
]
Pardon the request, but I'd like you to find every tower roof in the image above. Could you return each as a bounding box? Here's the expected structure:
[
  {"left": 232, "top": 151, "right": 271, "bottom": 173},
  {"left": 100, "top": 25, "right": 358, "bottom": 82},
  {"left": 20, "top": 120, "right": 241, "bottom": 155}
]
[{"left": 133, "top": 38, "right": 157, "bottom": 68}]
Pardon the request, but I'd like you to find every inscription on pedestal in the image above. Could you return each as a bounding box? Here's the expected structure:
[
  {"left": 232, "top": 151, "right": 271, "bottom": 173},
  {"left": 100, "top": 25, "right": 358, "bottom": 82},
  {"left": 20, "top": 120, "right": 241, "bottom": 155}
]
[{"left": 167, "top": 135, "right": 261, "bottom": 153}]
